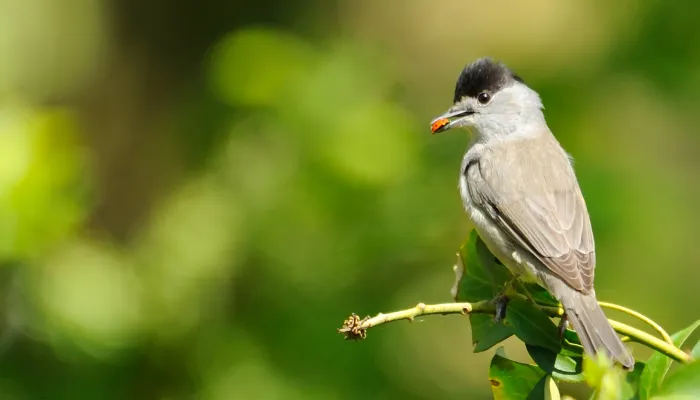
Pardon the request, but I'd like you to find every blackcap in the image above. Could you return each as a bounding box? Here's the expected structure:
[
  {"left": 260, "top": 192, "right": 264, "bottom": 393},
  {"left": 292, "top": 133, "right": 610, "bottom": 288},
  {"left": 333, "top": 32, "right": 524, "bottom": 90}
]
[{"left": 431, "top": 57, "right": 634, "bottom": 370}]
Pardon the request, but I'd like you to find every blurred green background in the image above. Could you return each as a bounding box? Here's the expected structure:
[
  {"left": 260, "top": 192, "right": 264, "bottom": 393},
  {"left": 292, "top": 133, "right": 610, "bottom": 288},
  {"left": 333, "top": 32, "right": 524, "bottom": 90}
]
[{"left": 0, "top": 0, "right": 698, "bottom": 398}]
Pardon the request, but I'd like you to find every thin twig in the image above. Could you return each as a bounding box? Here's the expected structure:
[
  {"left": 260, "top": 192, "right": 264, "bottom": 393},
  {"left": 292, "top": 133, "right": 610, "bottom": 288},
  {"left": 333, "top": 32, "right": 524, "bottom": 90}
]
[
  {"left": 338, "top": 301, "right": 691, "bottom": 364},
  {"left": 337, "top": 301, "right": 495, "bottom": 340},
  {"left": 598, "top": 301, "right": 674, "bottom": 345},
  {"left": 607, "top": 320, "right": 689, "bottom": 363}
]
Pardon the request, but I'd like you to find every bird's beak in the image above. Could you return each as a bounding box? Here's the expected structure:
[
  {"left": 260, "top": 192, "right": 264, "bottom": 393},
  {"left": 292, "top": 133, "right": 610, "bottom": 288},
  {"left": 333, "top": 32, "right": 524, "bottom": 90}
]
[{"left": 430, "top": 109, "right": 474, "bottom": 134}]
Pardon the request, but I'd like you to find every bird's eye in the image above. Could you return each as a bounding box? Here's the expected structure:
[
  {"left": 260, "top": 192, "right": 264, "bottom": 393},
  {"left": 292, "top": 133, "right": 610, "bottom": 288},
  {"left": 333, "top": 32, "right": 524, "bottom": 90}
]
[{"left": 477, "top": 92, "right": 491, "bottom": 104}]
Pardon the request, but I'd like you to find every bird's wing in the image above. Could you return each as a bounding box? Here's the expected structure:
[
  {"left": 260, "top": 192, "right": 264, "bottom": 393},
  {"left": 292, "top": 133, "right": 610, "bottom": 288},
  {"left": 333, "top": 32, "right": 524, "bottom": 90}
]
[{"left": 465, "top": 141, "right": 595, "bottom": 293}]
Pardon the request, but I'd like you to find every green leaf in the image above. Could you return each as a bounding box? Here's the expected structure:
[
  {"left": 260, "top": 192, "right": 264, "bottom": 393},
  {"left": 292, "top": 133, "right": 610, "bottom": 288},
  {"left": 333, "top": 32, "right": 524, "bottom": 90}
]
[
  {"left": 553, "top": 328, "right": 587, "bottom": 357},
  {"left": 527, "top": 344, "right": 585, "bottom": 382},
  {"left": 585, "top": 353, "right": 635, "bottom": 400},
  {"left": 563, "top": 328, "right": 582, "bottom": 346},
  {"left": 651, "top": 359, "right": 700, "bottom": 400},
  {"left": 585, "top": 352, "right": 612, "bottom": 389},
  {"left": 470, "top": 314, "right": 514, "bottom": 353},
  {"left": 692, "top": 339, "right": 700, "bottom": 360},
  {"left": 455, "top": 231, "right": 505, "bottom": 302},
  {"left": 626, "top": 362, "right": 647, "bottom": 400},
  {"left": 543, "top": 375, "right": 561, "bottom": 400},
  {"left": 489, "top": 350, "right": 546, "bottom": 400},
  {"left": 474, "top": 235, "right": 513, "bottom": 294},
  {"left": 456, "top": 231, "right": 521, "bottom": 354},
  {"left": 526, "top": 375, "right": 561, "bottom": 400},
  {"left": 639, "top": 320, "right": 700, "bottom": 400},
  {"left": 506, "top": 298, "right": 561, "bottom": 353},
  {"left": 524, "top": 283, "right": 560, "bottom": 307}
]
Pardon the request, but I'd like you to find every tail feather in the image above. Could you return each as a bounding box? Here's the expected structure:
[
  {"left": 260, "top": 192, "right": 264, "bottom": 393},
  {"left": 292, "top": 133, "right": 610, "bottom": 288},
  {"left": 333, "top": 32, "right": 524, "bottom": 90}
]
[{"left": 561, "top": 290, "right": 634, "bottom": 370}]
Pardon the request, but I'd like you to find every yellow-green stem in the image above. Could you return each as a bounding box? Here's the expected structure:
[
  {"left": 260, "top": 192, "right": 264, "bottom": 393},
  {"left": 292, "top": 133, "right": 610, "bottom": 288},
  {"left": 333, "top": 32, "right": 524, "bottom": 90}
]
[
  {"left": 598, "top": 301, "right": 674, "bottom": 345},
  {"left": 338, "top": 301, "right": 691, "bottom": 364}
]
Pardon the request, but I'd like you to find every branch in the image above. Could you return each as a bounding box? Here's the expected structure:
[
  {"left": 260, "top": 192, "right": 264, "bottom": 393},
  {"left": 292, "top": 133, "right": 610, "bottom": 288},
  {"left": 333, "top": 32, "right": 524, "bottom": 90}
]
[
  {"left": 337, "top": 301, "right": 495, "bottom": 339},
  {"left": 337, "top": 301, "right": 692, "bottom": 364},
  {"left": 598, "top": 301, "right": 674, "bottom": 345}
]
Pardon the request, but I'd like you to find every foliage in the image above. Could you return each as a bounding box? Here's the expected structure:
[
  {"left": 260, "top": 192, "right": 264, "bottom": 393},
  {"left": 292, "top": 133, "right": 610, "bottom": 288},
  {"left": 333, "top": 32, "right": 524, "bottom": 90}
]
[
  {"left": 639, "top": 321, "right": 700, "bottom": 399},
  {"left": 453, "top": 230, "right": 700, "bottom": 399}
]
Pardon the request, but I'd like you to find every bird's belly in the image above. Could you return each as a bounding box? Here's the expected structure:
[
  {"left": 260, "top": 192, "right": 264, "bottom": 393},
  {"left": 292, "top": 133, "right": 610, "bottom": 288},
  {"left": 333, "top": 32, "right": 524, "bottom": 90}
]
[
  {"left": 460, "top": 177, "right": 543, "bottom": 286},
  {"left": 471, "top": 213, "right": 542, "bottom": 284}
]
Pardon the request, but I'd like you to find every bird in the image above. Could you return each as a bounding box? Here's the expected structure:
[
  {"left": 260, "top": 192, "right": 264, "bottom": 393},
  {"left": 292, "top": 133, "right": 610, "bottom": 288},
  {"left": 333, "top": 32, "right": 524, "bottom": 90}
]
[{"left": 430, "top": 57, "right": 634, "bottom": 370}]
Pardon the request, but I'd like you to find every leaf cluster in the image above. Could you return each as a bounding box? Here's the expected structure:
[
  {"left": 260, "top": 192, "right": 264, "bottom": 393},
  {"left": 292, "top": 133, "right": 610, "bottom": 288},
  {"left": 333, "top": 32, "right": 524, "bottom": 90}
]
[{"left": 455, "top": 231, "right": 700, "bottom": 399}]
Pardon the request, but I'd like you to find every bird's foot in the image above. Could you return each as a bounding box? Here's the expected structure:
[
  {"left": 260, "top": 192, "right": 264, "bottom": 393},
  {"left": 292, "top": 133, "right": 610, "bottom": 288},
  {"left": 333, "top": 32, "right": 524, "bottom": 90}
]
[
  {"left": 493, "top": 294, "right": 509, "bottom": 323},
  {"left": 558, "top": 313, "right": 569, "bottom": 340}
]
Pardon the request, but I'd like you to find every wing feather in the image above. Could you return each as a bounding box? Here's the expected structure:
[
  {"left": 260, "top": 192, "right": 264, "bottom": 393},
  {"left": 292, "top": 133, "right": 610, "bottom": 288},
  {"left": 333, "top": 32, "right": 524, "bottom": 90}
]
[{"left": 465, "top": 139, "right": 595, "bottom": 293}]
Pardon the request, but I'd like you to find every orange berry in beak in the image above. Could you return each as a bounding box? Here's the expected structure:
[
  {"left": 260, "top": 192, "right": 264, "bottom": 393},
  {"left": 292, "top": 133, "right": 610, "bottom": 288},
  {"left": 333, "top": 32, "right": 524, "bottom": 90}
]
[{"left": 431, "top": 118, "right": 449, "bottom": 134}]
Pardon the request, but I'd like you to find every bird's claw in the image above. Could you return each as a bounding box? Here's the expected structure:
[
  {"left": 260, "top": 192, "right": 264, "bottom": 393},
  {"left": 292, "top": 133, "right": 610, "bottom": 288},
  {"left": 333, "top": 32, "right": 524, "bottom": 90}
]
[
  {"left": 558, "top": 313, "right": 569, "bottom": 340},
  {"left": 493, "top": 294, "right": 509, "bottom": 323}
]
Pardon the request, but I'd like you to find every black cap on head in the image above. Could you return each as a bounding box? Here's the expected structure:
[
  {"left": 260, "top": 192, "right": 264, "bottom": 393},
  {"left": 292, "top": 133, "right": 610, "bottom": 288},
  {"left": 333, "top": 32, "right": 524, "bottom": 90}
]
[{"left": 453, "top": 58, "right": 523, "bottom": 103}]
